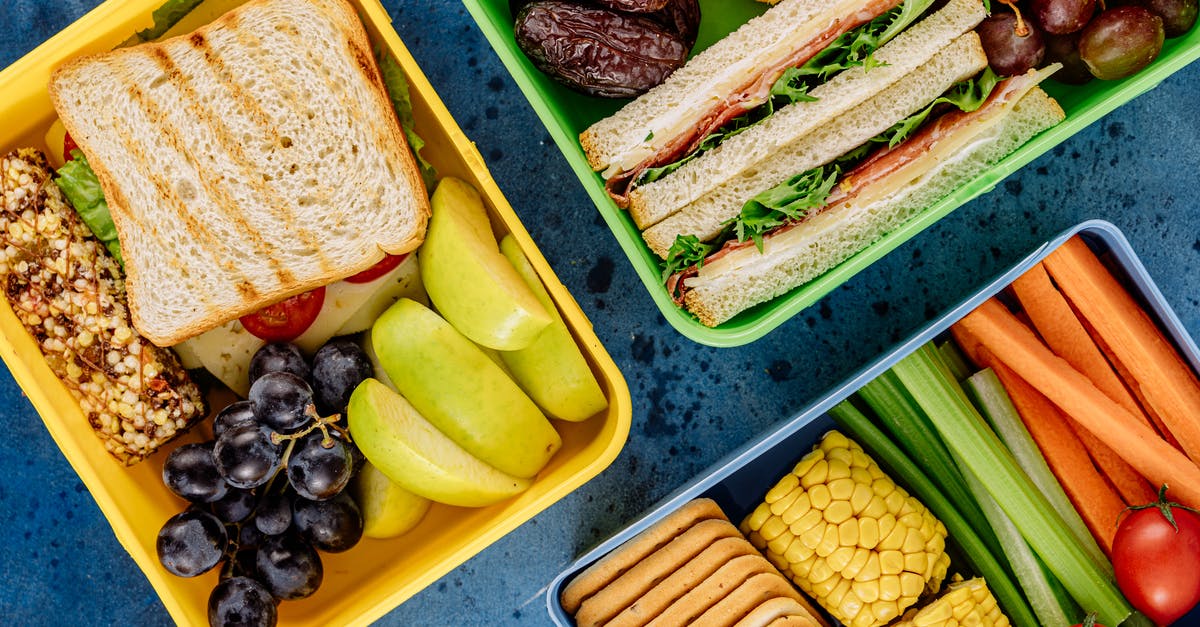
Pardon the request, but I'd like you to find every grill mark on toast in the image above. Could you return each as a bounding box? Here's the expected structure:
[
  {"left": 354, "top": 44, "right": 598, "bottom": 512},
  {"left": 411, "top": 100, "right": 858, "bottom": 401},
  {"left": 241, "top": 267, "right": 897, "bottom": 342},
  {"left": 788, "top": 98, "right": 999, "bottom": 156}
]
[
  {"left": 107, "top": 55, "right": 254, "bottom": 310},
  {"left": 225, "top": 22, "right": 336, "bottom": 270},
  {"left": 192, "top": 26, "right": 335, "bottom": 277},
  {"left": 148, "top": 45, "right": 297, "bottom": 289}
]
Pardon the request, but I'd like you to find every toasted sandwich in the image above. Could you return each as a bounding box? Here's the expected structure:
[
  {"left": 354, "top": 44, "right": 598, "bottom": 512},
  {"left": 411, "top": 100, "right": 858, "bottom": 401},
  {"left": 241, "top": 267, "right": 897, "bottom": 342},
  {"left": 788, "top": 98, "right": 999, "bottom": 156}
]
[{"left": 48, "top": 0, "right": 430, "bottom": 347}]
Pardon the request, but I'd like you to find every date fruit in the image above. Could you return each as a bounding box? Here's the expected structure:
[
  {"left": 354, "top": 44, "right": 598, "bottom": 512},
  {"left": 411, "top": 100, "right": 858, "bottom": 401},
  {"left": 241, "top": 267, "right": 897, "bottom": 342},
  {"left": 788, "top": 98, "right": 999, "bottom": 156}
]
[
  {"left": 646, "top": 0, "right": 701, "bottom": 49},
  {"left": 595, "top": 0, "right": 670, "bottom": 11},
  {"left": 515, "top": 1, "right": 689, "bottom": 98},
  {"left": 1079, "top": 6, "right": 1164, "bottom": 79}
]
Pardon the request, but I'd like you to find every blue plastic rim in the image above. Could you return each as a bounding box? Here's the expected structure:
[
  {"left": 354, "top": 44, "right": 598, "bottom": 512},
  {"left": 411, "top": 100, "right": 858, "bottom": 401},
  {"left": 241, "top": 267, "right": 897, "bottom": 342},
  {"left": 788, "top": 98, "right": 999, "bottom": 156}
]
[{"left": 543, "top": 219, "right": 1200, "bottom": 626}]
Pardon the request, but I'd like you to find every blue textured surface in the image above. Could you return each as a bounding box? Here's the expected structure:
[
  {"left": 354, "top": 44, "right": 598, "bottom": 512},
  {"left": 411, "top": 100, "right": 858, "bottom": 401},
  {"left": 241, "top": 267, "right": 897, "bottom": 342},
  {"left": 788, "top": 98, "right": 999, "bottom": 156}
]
[{"left": 1, "top": 1, "right": 1199, "bottom": 625}]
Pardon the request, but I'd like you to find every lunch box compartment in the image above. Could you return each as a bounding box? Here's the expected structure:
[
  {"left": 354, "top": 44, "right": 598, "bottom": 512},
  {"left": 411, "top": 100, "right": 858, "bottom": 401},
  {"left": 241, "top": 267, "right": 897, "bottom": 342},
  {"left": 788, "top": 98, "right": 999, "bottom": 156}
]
[
  {"left": 463, "top": 0, "right": 1200, "bottom": 347},
  {"left": 0, "top": 1, "right": 631, "bottom": 624},
  {"left": 544, "top": 219, "right": 1200, "bottom": 625}
]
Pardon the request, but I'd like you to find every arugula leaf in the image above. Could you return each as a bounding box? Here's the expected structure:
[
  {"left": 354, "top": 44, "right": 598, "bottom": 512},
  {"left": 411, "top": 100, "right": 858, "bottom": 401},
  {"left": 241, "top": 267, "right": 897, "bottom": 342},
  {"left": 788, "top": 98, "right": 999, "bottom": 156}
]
[
  {"left": 728, "top": 165, "right": 841, "bottom": 251},
  {"left": 660, "top": 235, "right": 718, "bottom": 282},
  {"left": 136, "top": 0, "right": 205, "bottom": 42},
  {"left": 377, "top": 50, "right": 438, "bottom": 189},
  {"left": 55, "top": 152, "right": 124, "bottom": 267},
  {"left": 876, "top": 67, "right": 1001, "bottom": 148}
]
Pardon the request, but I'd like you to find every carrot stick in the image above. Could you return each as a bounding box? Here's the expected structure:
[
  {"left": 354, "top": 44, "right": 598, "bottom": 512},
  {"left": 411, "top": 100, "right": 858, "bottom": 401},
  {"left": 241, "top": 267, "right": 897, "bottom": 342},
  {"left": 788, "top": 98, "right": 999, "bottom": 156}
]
[
  {"left": 1011, "top": 263, "right": 1156, "bottom": 505},
  {"left": 952, "top": 297, "right": 1200, "bottom": 509},
  {"left": 980, "top": 351, "right": 1124, "bottom": 554},
  {"left": 1043, "top": 236, "right": 1200, "bottom": 465}
]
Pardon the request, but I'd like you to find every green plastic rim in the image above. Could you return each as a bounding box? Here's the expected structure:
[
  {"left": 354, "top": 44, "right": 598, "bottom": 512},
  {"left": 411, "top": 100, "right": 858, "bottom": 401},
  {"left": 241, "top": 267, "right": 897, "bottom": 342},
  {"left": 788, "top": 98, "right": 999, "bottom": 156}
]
[{"left": 463, "top": 0, "right": 1200, "bottom": 347}]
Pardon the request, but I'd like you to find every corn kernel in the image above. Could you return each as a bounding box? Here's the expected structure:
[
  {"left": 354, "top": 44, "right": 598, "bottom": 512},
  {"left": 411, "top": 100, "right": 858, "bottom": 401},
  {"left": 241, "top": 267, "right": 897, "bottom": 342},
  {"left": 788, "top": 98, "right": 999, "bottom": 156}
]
[
  {"left": 879, "top": 521, "right": 907, "bottom": 551},
  {"left": 898, "top": 511, "right": 924, "bottom": 531},
  {"left": 770, "top": 486, "right": 803, "bottom": 515},
  {"left": 827, "top": 476, "right": 856, "bottom": 501},
  {"left": 852, "top": 579, "right": 881, "bottom": 603},
  {"left": 839, "top": 593, "right": 866, "bottom": 625},
  {"left": 781, "top": 492, "right": 812, "bottom": 525},
  {"left": 809, "top": 483, "right": 832, "bottom": 509},
  {"left": 858, "top": 517, "right": 880, "bottom": 549},
  {"left": 768, "top": 529, "right": 796, "bottom": 555},
  {"left": 816, "top": 524, "right": 840, "bottom": 557},
  {"left": 900, "top": 572, "right": 926, "bottom": 599},
  {"left": 761, "top": 515, "right": 789, "bottom": 542},
  {"left": 904, "top": 551, "right": 928, "bottom": 575},
  {"left": 744, "top": 502, "right": 771, "bottom": 532},
  {"left": 878, "top": 573, "right": 902, "bottom": 602},
  {"left": 790, "top": 556, "right": 815, "bottom": 581},
  {"left": 827, "top": 545, "right": 856, "bottom": 572},
  {"left": 823, "top": 430, "right": 852, "bottom": 450},
  {"left": 825, "top": 500, "right": 854, "bottom": 526},
  {"left": 903, "top": 527, "right": 928, "bottom": 553},
  {"left": 850, "top": 482, "right": 874, "bottom": 514},
  {"left": 885, "top": 490, "right": 907, "bottom": 515},
  {"left": 766, "top": 472, "right": 801, "bottom": 503},
  {"left": 791, "top": 508, "right": 825, "bottom": 536},
  {"left": 872, "top": 478, "right": 895, "bottom": 499},
  {"left": 842, "top": 547, "right": 871, "bottom": 579},
  {"left": 827, "top": 448, "right": 854, "bottom": 468},
  {"left": 873, "top": 600, "right": 900, "bottom": 623},
  {"left": 808, "top": 558, "right": 836, "bottom": 586},
  {"left": 838, "top": 519, "right": 859, "bottom": 547},
  {"left": 855, "top": 553, "right": 881, "bottom": 582},
  {"left": 802, "top": 459, "right": 830, "bottom": 488},
  {"left": 784, "top": 535, "right": 814, "bottom": 565},
  {"left": 862, "top": 495, "right": 888, "bottom": 518},
  {"left": 799, "top": 521, "right": 826, "bottom": 550},
  {"left": 826, "top": 578, "right": 852, "bottom": 608},
  {"left": 793, "top": 450, "right": 824, "bottom": 478},
  {"left": 879, "top": 549, "right": 904, "bottom": 576}
]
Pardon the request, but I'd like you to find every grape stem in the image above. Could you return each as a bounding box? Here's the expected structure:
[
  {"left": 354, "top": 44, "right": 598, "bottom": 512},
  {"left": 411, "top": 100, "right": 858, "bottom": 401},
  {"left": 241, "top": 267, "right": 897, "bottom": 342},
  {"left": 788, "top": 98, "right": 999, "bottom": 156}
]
[
  {"left": 997, "top": 0, "right": 1031, "bottom": 36},
  {"left": 268, "top": 404, "right": 352, "bottom": 448}
]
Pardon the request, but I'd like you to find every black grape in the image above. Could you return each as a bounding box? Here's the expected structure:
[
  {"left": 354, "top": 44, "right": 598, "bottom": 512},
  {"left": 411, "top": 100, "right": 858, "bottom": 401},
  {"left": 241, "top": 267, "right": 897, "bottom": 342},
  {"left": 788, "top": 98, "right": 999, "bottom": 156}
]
[
  {"left": 292, "top": 492, "right": 363, "bottom": 553},
  {"left": 249, "top": 372, "right": 314, "bottom": 433},
  {"left": 255, "top": 491, "right": 293, "bottom": 537},
  {"left": 978, "top": 12, "right": 1046, "bottom": 76},
  {"left": 211, "top": 488, "right": 257, "bottom": 524},
  {"left": 163, "top": 441, "right": 228, "bottom": 503},
  {"left": 1079, "top": 6, "right": 1164, "bottom": 79},
  {"left": 213, "top": 401, "right": 258, "bottom": 441},
  {"left": 208, "top": 576, "right": 278, "bottom": 627},
  {"left": 255, "top": 534, "right": 323, "bottom": 601},
  {"left": 214, "top": 424, "right": 283, "bottom": 490},
  {"left": 286, "top": 433, "right": 353, "bottom": 501},
  {"left": 1144, "top": 0, "right": 1198, "bottom": 37},
  {"left": 1032, "top": 0, "right": 1096, "bottom": 34},
  {"left": 310, "top": 339, "right": 373, "bottom": 415},
  {"left": 157, "top": 510, "right": 228, "bottom": 578},
  {"left": 249, "top": 342, "right": 311, "bottom": 386}
]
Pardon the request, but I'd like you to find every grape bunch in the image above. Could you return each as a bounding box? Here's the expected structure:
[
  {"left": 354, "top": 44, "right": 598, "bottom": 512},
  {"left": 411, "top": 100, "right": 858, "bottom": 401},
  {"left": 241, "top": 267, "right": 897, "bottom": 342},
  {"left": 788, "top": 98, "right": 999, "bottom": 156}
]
[
  {"left": 977, "top": 0, "right": 1195, "bottom": 82},
  {"left": 156, "top": 339, "right": 374, "bottom": 627}
]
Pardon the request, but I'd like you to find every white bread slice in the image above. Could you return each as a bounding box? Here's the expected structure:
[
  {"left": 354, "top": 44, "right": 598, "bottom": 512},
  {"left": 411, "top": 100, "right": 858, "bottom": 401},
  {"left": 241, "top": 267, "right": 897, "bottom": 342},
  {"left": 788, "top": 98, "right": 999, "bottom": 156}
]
[
  {"left": 48, "top": 0, "right": 429, "bottom": 346},
  {"left": 641, "top": 32, "right": 988, "bottom": 258},
  {"left": 580, "top": 0, "right": 902, "bottom": 176},
  {"left": 682, "top": 85, "right": 1065, "bottom": 327},
  {"left": 628, "top": 0, "right": 987, "bottom": 230}
]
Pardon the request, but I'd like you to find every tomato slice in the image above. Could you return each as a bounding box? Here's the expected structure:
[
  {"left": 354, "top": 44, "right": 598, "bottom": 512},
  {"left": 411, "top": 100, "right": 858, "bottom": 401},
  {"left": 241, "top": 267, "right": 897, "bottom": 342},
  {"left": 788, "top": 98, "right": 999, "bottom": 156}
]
[
  {"left": 240, "top": 286, "right": 326, "bottom": 342},
  {"left": 63, "top": 131, "right": 80, "bottom": 163},
  {"left": 344, "top": 253, "right": 408, "bottom": 284}
]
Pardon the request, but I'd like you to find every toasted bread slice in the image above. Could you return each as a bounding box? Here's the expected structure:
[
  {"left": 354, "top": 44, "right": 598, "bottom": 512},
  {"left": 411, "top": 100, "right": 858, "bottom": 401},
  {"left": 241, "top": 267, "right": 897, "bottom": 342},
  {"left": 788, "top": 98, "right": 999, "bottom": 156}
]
[
  {"left": 561, "top": 498, "right": 726, "bottom": 614},
  {"left": 49, "top": 0, "right": 429, "bottom": 346}
]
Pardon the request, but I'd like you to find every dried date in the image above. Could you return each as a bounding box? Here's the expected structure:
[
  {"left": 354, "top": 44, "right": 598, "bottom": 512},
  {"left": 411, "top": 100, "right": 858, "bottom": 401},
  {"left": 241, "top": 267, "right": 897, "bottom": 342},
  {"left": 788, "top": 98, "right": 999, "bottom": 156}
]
[
  {"left": 514, "top": 1, "right": 689, "bottom": 98},
  {"left": 645, "top": 0, "right": 701, "bottom": 49},
  {"left": 595, "top": 0, "right": 671, "bottom": 12}
]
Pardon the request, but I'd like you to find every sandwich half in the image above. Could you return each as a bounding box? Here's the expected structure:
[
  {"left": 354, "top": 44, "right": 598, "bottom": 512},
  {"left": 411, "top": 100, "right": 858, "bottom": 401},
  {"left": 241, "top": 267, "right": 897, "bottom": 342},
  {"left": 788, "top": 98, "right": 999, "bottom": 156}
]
[
  {"left": 48, "top": 0, "right": 430, "bottom": 346},
  {"left": 667, "top": 67, "right": 1065, "bottom": 327},
  {"left": 581, "top": 0, "right": 947, "bottom": 207}
]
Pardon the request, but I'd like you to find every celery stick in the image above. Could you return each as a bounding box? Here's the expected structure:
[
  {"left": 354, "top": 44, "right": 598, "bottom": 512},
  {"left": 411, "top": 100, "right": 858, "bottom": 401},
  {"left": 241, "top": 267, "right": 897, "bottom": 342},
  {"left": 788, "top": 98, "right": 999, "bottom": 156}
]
[
  {"left": 890, "top": 343, "right": 1132, "bottom": 627},
  {"left": 829, "top": 400, "right": 1039, "bottom": 627},
  {"left": 938, "top": 339, "right": 973, "bottom": 381},
  {"left": 960, "top": 453, "right": 1081, "bottom": 627},
  {"left": 965, "top": 368, "right": 1113, "bottom": 576},
  {"left": 857, "top": 372, "right": 1006, "bottom": 568}
]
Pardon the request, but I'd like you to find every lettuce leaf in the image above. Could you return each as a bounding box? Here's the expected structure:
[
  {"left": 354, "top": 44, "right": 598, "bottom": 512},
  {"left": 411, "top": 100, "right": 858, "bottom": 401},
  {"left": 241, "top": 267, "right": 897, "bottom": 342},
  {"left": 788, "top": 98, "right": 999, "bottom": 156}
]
[
  {"left": 135, "top": 0, "right": 205, "bottom": 42},
  {"left": 660, "top": 235, "right": 718, "bottom": 282},
  {"left": 54, "top": 152, "right": 124, "bottom": 267},
  {"left": 731, "top": 165, "right": 841, "bottom": 251},
  {"left": 377, "top": 50, "right": 437, "bottom": 189},
  {"left": 877, "top": 67, "right": 1001, "bottom": 148}
]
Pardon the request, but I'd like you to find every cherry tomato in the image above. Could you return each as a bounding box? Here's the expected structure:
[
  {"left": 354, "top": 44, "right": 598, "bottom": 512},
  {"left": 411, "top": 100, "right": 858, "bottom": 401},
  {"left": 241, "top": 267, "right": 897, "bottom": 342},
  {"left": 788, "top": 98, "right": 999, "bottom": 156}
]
[
  {"left": 63, "top": 131, "right": 80, "bottom": 163},
  {"left": 240, "top": 287, "right": 326, "bottom": 342},
  {"left": 343, "top": 253, "right": 408, "bottom": 284},
  {"left": 1111, "top": 485, "right": 1200, "bottom": 625}
]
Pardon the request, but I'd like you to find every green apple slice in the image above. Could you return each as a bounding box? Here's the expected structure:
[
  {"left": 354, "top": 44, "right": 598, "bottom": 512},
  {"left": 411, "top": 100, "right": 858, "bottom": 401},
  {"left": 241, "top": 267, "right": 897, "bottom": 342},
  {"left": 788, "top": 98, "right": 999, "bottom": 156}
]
[
  {"left": 371, "top": 298, "right": 561, "bottom": 478},
  {"left": 347, "top": 379, "right": 532, "bottom": 508},
  {"left": 352, "top": 461, "right": 432, "bottom": 539},
  {"left": 419, "top": 177, "right": 551, "bottom": 350},
  {"left": 498, "top": 235, "right": 608, "bottom": 422}
]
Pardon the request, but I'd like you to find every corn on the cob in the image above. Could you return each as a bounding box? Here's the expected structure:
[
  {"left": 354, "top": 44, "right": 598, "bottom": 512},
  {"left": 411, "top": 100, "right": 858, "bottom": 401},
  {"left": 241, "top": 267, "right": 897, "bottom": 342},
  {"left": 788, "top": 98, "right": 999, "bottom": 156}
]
[
  {"left": 894, "top": 577, "right": 1009, "bottom": 627},
  {"left": 0, "top": 148, "right": 206, "bottom": 464},
  {"left": 740, "top": 430, "right": 950, "bottom": 627}
]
